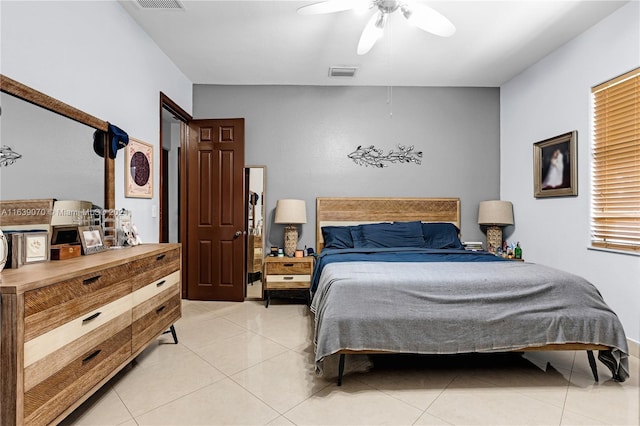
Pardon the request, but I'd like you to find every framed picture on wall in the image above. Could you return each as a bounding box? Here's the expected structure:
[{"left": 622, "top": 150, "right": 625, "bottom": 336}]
[
  {"left": 125, "top": 137, "right": 153, "bottom": 198},
  {"left": 533, "top": 131, "right": 577, "bottom": 198}
]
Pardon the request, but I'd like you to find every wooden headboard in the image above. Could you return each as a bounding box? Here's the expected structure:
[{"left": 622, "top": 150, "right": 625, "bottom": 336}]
[{"left": 316, "top": 197, "right": 461, "bottom": 252}]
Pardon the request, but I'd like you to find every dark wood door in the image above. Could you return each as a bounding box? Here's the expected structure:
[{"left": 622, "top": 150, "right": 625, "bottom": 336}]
[
  {"left": 160, "top": 148, "right": 169, "bottom": 243},
  {"left": 186, "top": 118, "right": 245, "bottom": 301}
]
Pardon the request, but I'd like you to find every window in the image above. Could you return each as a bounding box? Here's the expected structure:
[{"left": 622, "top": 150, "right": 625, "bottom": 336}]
[{"left": 591, "top": 68, "right": 640, "bottom": 253}]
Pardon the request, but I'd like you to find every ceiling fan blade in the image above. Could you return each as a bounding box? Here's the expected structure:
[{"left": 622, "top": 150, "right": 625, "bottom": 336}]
[
  {"left": 297, "top": 0, "right": 367, "bottom": 15},
  {"left": 401, "top": 2, "right": 456, "bottom": 37},
  {"left": 357, "top": 11, "right": 386, "bottom": 55}
]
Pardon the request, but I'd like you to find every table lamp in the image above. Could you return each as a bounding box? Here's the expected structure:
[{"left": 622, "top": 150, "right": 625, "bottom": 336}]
[
  {"left": 478, "top": 200, "right": 514, "bottom": 252},
  {"left": 274, "top": 199, "right": 307, "bottom": 257}
]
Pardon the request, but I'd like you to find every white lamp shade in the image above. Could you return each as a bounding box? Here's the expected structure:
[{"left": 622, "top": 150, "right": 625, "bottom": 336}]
[
  {"left": 50, "top": 200, "right": 92, "bottom": 226},
  {"left": 478, "top": 200, "right": 514, "bottom": 226},
  {"left": 274, "top": 199, "right": 307, "bottom": 224}
]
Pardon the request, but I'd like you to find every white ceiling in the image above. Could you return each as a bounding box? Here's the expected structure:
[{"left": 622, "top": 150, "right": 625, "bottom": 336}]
[{"left": 119, "top": 0, "right": 628, "bottom": 87}]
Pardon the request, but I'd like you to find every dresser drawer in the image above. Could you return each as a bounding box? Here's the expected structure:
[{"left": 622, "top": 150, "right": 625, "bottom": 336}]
[
  {"left": 23, "top": 294, "right": 132, "bottom": 379},
  {"left": 23, "top": 264, "right": 134, "bottom": 341},
  {"left": 265, "top": 260, "right": 312, "bottom": 275},
  {"left": 130, "top": 247, "right": 181, "bottom": 292},
  {"left": 132, "top": 284, "right": 181, "bottom": 353},
  {"left": 23, "top": 308, "right": 132, "bottom": 392},
  {"left": 24, "top": 326, "right": 131, "bottom": 426},
  {"left": 265, "top": 274, "right": 311, "bottom": 289}
]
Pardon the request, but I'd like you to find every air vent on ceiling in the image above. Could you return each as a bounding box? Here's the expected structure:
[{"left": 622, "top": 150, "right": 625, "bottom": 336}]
[
  {"left": 329, "top": 66, "right": 358, "bottom": 78},
  {"left": 136, "top": 0, "right": 184, "bottom": 10}
]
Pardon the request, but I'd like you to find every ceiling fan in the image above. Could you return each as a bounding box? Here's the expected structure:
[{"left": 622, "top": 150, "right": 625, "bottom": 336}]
[{"left": 297, "top": 0, "right": 456, "bottom": 55}]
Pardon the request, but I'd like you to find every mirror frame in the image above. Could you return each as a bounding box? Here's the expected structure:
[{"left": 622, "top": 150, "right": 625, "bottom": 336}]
[
  {"left": 245, "top": 165, "right": 266, "bottom": 296},
  {"left": 0, "top": 74, "right": 114, "bottom": 210},
  {"left": 245, "top": 165, "right": 266, "bottom": 239}
]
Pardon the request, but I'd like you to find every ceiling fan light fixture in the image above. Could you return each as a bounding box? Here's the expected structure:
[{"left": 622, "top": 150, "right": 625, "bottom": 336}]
[
  {"left": 298, "top": 0, "right": 455, "bottom": 55},
  {"left": 357, "top": 11, "right": 387, "bottom": 55},
  {"left": 401, "top": 3, "right": 456, "bottom": 37},
  {"left": 297, "top": 0, "right": 367, "bottom": 15}
]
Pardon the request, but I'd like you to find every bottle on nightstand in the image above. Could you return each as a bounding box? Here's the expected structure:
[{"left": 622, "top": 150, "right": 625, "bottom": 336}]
[{"left": 514, "top": 242, "right": 522, "bottom": 260}]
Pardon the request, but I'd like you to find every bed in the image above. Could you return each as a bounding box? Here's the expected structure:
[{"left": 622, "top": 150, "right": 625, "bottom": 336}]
[{"left": 310, "top": 197, "right": 629, "bottom": 385}]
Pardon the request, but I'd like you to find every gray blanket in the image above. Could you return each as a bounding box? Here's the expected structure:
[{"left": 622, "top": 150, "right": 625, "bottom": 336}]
[{"left": 310, "top": 261, "right": 629, "bottom": 381}]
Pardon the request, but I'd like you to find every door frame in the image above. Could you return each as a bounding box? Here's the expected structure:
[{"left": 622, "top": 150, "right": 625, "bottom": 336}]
[{"left": 159, "top": 93, "right": 191, "bottom": 298}]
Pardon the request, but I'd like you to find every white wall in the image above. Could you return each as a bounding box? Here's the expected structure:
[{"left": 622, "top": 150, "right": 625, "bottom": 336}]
[
  {"left": 1, "top": 1, "right": 193, "bottom": 243},
  {"left": 501, "top": 2, "right": 640, "bottom": 345}
]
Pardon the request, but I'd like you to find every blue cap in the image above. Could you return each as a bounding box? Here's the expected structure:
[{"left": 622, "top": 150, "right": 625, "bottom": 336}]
[{"left": 107, "top": 123, "right": 129, "bottom": 159}]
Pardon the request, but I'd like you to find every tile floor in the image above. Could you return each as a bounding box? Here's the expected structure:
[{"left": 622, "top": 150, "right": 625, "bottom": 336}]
[{"left": 63, "top": 299, "right": 639, "bottom": 425}]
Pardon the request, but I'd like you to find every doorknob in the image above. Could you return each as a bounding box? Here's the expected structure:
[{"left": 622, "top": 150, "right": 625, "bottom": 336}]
[{"left": 234, "top": 230, "right": 242, "bottom": 238}]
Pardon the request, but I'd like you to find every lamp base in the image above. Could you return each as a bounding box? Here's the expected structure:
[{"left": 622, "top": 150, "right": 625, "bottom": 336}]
[
  {"left": 486, "top": 226, "right": 503, "bottom": 253},
  {"left": 283, "top": 225, "right": 298, "bottom": 257}
]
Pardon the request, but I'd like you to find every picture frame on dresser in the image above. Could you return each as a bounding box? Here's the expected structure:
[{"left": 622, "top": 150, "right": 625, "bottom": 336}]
[
  {"left": 78, "top": 225, "right": 108, "bottom": 255},
  {"left": 533, "top": 130, "right": 577, "bottom": 198},
  {"left": 22, "top": 231, "right": 49, "bottom": 263}
]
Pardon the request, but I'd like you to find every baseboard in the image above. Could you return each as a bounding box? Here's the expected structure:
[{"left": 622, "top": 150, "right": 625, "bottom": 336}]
[{"left": 628, "top": 338, "right": 639, "bottom": 359}]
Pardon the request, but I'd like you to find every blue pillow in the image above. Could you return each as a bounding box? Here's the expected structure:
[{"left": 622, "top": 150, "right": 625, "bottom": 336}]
[
  {"left": 421, "top": 222, "right": 463, "bottom": 249},
  {"left": 351, "top": 221, "right": 425, "bottom": 248},
  {"left": 321, "top": 226, "right": 355, "bottom": 249}
]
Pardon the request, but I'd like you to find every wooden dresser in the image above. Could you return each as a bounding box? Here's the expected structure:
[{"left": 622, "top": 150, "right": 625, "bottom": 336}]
[{"left": 0, "top": 243, "right": 181, "bottom": 426}]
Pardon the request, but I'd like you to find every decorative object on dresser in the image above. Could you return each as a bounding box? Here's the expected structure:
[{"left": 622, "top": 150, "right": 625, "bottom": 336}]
[
  {"left": 0, "top": 229, "right": 7, "bottom": 272},
  {"left": 477, "top": 200, "right": 514, "bottom": 253},
  {"left": 22, "top": 231, "right": 49, "bottom": 264},
  {"left": 533, "top": 130, "right": 577, "bottom": 198},
  {"left": 50, "top": 200, "right": 94, "bottom": 246},
  {"left": 50, "top": 243, "right": 82, "bottom": 260},
  {"left": 0, "top": 243, "right": 182, "bottom": 426},
  {"left": 274, "top": 199, "right": 307, "bottom": 257},
  {"left": 263, "top": 255, "right": 313, "bottom": 308},
  {"left": 78, "top": 225, "right": 108, "bottom": 255}
]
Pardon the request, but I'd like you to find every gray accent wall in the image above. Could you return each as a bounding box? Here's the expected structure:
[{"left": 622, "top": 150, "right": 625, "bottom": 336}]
[{"left": 194, "top": 85, "right": 500, "bottom": 251}]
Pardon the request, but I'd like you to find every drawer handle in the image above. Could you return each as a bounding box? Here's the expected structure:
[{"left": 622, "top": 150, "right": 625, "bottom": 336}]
[
  {"left": 283, "top": 263, "right": 294, "bottom": 267},
  {"left": 156, "top": 254, "right": 166, "bottom": 261},
  {"left": 156, "top": 305, "right": 166, "bottom": 314},
  {"left": 82, "top": 349, "right": 101, "bottom": 364},
  {"left": 82, "top": 312, "right": 102, "bottom": 323},
  {"left": 283, "top": 276, "right": 294, "bottom": 280},
  {"left": 83, "top": 275, "right": 101, "bottom": 285},
  {"left": 156, "top": 280, "right": 166, "bottom": 287}
]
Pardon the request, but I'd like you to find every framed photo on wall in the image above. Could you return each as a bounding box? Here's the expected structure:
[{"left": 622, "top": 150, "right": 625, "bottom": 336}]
[
  {"left": 533, "top": 131, "right": 577, "bottom": 198},
  {"left": 125, "top": 137, "right": 153, "bottom": 198}
]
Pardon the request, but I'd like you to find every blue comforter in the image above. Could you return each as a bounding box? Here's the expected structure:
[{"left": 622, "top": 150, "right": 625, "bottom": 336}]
[{"left": 311, "top": 247, "right": 507, "bottom": 293}]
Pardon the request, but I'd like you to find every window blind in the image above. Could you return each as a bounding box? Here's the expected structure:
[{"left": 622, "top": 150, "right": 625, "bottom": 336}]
[{"left": 591, "top": 68, "right": 640, "bottom": 253}]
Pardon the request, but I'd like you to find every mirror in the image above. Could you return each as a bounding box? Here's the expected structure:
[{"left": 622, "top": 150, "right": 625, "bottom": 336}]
[
  {"left": 246, "top": 165, "right": 265, "bottom": 299},
  {"left": 0, "top": 74, "right": 113, "bottom": 210},
  {"left": 1, "top": 92, "right": 103, "bottom": 205}
]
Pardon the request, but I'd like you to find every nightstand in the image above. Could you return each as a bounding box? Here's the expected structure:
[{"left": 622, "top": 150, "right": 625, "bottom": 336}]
[{"left": 263, "top": 256, "right": 314, "bottom": 308}]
